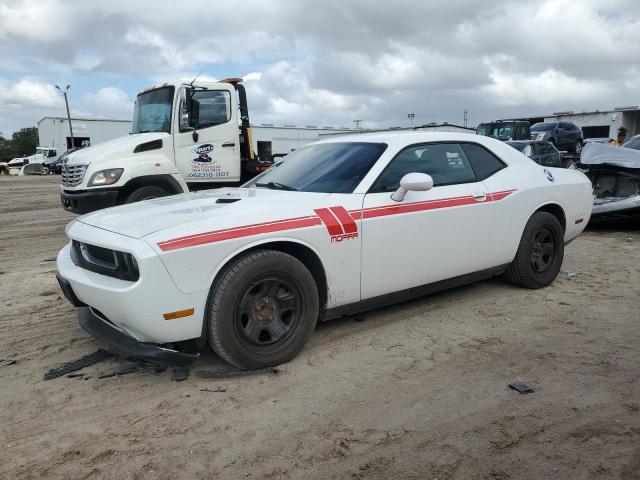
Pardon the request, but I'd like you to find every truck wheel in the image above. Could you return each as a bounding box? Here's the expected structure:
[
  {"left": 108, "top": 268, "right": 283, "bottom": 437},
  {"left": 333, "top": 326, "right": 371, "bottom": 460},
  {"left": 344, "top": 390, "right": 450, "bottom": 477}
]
[
  {"left": 207, "top": 250, "right": 319, "bottom": 369},
  {"left": 124, "top": 186, "right": 169, "bottom": 204},
  {"left": 505, "top": 211, "right": 564, "bottom": 289}
]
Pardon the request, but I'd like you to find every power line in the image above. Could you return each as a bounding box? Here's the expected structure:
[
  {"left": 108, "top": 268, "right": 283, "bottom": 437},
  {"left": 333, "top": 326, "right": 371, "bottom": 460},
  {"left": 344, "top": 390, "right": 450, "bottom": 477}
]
[{"left": 0, "top": 95, "right": 62, "bottom": 107}]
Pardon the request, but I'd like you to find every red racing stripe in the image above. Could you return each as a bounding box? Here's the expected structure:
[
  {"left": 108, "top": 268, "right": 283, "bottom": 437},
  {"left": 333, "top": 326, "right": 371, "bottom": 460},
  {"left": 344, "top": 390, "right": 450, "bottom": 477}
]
[
  {"left": 157, "top": 190, "right": 516, "bottom": 251},
  {"left": 329, "top": 206, "right": 358, "bottom": 234},
  {"left": 314, "top": 208, "right": 344, "bottom": 236},
  {"left": 158, "top": 216, "right": 322, "bottom": 251}
]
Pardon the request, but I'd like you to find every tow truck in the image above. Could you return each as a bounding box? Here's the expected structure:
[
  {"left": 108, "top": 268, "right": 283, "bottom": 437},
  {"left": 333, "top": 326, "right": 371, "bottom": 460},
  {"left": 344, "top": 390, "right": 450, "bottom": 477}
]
[{"left": 60, "top": 78, "right": 272, "bottom": 214}]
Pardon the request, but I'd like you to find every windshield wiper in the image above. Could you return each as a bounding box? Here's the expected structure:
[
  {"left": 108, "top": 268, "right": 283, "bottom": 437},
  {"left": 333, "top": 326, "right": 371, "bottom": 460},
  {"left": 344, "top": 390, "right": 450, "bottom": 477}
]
[{"left": 255, "top": 182, "right": 298, "bottom": 191}]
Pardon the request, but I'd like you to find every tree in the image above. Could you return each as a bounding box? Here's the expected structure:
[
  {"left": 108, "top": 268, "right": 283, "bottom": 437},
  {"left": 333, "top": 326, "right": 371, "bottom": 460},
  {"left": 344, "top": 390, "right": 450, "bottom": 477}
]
[{"left": 10, "top": 127, "right": 39, "bottom": 157}]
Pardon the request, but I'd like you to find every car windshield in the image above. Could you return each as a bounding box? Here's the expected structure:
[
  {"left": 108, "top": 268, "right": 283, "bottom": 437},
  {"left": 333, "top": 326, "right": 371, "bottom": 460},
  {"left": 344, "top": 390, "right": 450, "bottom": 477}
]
[
  {"left": 623, "top": 136, "right": 640, "bottom": 150},
  {"left": 507, "top": 142, "right": 528, "bottom": 152},
  {"left": 132, "top": 86, "right": 174, "bottom": 134},
  {"left": 531, "top": 123, "right": 555, "bottom": 131},
  {"left": 476, "top": 123, "right": 514, "bottom": 140},
  {"left": 243, "top": 142, "right": 387, "bottom": 193}
]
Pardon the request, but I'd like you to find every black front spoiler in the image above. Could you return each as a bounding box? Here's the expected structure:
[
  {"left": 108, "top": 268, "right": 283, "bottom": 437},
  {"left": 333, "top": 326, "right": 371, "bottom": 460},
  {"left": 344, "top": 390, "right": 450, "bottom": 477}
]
[{"left": 77, "top": 306, "right": 199, "bottom": 368}]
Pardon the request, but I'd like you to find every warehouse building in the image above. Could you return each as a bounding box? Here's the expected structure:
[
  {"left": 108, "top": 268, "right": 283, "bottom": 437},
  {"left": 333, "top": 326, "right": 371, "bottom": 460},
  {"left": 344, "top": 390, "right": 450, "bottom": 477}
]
[
  {"left": 496, "top": 106, "right": 640, "bottom": 140},
  {"left": 37, "top": 116, "right": 133, "bottom": 152}
]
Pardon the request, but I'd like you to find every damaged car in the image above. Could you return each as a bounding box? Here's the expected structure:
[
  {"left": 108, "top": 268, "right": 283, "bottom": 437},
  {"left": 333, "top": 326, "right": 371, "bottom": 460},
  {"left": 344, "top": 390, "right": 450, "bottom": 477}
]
[
  {"left": 579, "top": 142, "right": 640, "bottom": 218},
  {"left": 56, "top": 132, "right": 593, "bottom": 369}
]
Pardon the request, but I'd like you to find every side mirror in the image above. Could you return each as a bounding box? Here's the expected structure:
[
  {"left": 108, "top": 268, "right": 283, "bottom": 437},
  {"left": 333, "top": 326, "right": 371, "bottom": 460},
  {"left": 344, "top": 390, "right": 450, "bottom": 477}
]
[{"left": 391, "top": 172, "right": 433, "bottom": 202}]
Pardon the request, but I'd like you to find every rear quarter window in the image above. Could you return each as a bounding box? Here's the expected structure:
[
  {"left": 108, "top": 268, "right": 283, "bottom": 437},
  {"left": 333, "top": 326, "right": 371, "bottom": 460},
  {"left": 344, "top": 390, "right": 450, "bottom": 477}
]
[{"left": 461, "top": 143, "right": 506, "bottom": 180}]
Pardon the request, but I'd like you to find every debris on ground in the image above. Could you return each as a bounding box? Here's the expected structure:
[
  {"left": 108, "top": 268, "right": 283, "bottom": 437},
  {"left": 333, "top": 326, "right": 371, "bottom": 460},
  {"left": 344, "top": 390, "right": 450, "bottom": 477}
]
[
  {"left": 42, "top": 257, "right": 57, "bottom": 262},
  {"left": 1, "top": 357, "right": 17, "bottom": 366},
  {"left": 200, "top": 387, "right": 227, "bottom": 393},
  {"left": 44, "top": 349, "right": 114, "bottom": 380},
  {"left": 98, "top": 362, "right": 166, "bottom": 379},
  {"left": 561, "top": 268, "right": 577, "bottom": 278},
  {"left": 508, "top": 381, "right": 535, "bottom": 394},
  {"left": 355, "top": 316, "right": 366, "bottom": 322},
  {"left": 172, "top": 367, "right": 189, "bottom": 382},
  {"left": 197, "top": 367, "right": 279, "bottom": 379}
]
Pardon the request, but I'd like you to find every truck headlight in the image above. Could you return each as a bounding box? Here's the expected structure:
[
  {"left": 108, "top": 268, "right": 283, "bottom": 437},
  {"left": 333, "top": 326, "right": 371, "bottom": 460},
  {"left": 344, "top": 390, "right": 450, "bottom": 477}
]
[{"left": 88, "top": 169, "right": 124, "bottom": 186}]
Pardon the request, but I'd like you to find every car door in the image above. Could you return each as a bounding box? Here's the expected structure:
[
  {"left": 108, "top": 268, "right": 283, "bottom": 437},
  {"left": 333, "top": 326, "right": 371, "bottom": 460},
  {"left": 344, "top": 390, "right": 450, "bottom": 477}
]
[
  {"left": 556, "top": 123, "right": 570, "bottom": 150},
  {"left": 173, "top": 85, "right": 240, "bottom": 183},
  {"left": 360, "top": 142, "right": 497, "bottom": 299}
]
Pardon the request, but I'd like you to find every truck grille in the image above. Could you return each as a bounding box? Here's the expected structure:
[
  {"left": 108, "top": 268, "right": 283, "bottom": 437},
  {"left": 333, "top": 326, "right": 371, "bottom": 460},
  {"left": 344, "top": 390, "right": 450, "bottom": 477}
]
[{"left": 61, "top": 164, "right": 88, "bottom": 187}]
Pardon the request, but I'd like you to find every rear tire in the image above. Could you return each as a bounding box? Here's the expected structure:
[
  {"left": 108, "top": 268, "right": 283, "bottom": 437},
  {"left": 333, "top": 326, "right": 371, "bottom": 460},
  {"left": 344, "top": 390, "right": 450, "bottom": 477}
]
[
  {"left": 505, "top": 211, "right": 564, "bottom": 289},
  {"left": 207, "top": 250, "right": 319, "bottom": 369},
  {"left": 124, "top": 186, "right": 169, "bottom": 204}
]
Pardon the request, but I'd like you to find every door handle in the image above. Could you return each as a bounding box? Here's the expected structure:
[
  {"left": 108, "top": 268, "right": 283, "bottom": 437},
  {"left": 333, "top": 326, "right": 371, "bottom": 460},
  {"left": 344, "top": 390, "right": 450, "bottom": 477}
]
[
  {"left": 222, "top": 142, "right": 236, "bottom": 148},
  {"left": 473, "top": 192, "right": 487, "bottom": 202}
]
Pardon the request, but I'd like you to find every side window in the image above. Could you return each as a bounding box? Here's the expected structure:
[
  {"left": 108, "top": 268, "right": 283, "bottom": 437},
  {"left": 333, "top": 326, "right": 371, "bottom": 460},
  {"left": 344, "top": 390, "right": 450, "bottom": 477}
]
[
  {"left": 460, "top": 143, "right": 506, "bottom": 180},
  {"left": 192, "top": 90, "right": 231, "bottom": 129},
  {"left": 371, "top": 143, "right": 477, "bottom": 192}
]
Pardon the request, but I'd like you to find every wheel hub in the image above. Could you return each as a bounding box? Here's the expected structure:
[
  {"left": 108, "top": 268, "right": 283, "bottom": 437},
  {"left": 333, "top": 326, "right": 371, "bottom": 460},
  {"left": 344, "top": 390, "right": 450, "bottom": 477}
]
[{"left": 254, "top": 297, "right": 276, "bottom": 322}]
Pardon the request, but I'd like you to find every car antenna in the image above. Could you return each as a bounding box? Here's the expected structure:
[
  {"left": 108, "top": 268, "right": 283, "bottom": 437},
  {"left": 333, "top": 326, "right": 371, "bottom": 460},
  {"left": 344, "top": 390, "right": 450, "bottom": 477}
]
[{"left": 189, "top": 72, "right": 201, "bottom": 87}]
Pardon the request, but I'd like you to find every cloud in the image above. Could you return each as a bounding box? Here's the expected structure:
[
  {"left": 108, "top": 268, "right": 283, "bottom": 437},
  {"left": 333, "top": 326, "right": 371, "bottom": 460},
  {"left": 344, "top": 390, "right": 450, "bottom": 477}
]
[{"left": 1, "top": 0, "right": 640, "bottom": 133}]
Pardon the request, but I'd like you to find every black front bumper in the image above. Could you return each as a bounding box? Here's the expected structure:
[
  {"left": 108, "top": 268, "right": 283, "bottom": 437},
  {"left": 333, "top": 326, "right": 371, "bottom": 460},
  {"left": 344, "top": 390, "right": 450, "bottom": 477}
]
[
  {"left": 78, "top": 307, "right": 199, "bottom": 368},
  {"left": 56, "top": 275, "right": 198, "bottom": 367},
  {"left": 61, "top": 189, "right": 119, "bottom": 214}
]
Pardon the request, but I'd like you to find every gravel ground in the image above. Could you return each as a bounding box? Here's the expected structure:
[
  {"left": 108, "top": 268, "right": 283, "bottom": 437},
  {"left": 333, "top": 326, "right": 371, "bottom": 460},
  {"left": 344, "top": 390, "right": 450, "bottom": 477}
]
[{"left": 1, "top": 175, "right": 639, "bottom": 480}]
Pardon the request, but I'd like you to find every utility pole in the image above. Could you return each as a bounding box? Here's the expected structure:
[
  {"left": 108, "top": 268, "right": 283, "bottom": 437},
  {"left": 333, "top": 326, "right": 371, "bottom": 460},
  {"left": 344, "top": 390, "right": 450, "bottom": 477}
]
[
  {"left": 464, "top": 109, "right": 468, "bottom": 128},
  {"left": 55, "top": 84, "right": 73, "bottom": 147},
  {"left": 353, "top": 119, "right": 362, "bottom": 129},
  {"left": 407, "top": 113, "right": 415, "bottom": 129}
]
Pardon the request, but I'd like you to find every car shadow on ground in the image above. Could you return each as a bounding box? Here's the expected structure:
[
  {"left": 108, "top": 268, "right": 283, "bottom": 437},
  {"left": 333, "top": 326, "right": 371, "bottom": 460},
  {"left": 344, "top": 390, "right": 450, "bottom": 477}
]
[{"left": 587, "top": 215, "right": 640, "bottom": 232}]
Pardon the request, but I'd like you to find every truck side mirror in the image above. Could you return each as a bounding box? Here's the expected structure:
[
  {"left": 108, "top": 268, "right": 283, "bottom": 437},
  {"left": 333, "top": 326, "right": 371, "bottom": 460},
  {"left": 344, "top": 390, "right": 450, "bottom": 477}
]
[{"left": 190, "top": 99, "right": 200, "bottom": 128}]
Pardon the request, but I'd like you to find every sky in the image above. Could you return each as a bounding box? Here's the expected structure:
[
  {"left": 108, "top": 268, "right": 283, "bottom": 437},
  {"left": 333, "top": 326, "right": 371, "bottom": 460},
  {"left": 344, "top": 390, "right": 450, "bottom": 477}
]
[{"left": 1, "top": 0, "right": 639, "bottom": 136}]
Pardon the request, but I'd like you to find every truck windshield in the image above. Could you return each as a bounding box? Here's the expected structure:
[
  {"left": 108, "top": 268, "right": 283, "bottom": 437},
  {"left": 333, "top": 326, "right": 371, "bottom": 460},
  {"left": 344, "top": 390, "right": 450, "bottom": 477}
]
[
  {"left": 243, "top": 142, "right": 387, "bottom": 193},
  {"left": 132, "top": 86, "right": 174, "bottom": 134},
  {"left": 477, "top": 123, "right": 514, "bottom": 140},
  {"left": 35, "top": 148, "right": 47, "bottom": 155}
]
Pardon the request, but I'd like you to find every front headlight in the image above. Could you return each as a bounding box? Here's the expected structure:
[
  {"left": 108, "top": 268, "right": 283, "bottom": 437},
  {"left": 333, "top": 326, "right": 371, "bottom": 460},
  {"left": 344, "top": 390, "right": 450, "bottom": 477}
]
[{"left": 88, "top": 168, "right": 124, "bottom": 186}]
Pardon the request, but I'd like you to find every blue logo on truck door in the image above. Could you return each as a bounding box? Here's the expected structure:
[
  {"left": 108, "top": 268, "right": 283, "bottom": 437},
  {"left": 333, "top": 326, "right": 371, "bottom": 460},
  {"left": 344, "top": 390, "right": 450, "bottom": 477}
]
[
  {"left": 188, "top": 143, "right": 230, "bottom": 178},
  {"left": 192, "top": 144, "right": 214, "bottom": 163}
]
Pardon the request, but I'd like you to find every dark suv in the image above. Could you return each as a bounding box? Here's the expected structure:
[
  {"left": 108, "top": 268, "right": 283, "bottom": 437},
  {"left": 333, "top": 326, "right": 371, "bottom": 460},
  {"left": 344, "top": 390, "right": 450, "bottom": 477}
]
[
  {"left": 530, "top": 122, "right": 583, "bottom": 153},
  {"left": 476, "top": 120, "right": 530, "bottom": 141}
]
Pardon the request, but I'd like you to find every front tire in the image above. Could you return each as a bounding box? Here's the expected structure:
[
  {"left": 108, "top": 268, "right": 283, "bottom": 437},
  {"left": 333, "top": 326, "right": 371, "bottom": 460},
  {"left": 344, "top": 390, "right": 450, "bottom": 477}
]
[
  {"left": 505, "top": 211, "right": 564, "bottom": 289},
  {"left": 207, "top": 250, "right": 319, "bottom": 369},
  {"left": 124, "top": 186, "right": 169, "bottom": 204}
]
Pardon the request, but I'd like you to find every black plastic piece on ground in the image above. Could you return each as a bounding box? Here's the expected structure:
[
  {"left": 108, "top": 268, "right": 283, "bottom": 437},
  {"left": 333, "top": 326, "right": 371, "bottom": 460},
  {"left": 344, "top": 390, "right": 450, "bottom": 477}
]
[
  {"left": 197, "top": 367, "right": 279, "bottom": 379},
  {"left": 172, "top": 368, "right": 189, "bottom": 382},
  {"left": 44, "top": 349, "right": 113, "bottom": 380},
  {"left": 1, "top": 358, "right": 17, "bottom": 366},
  {"left": 98, "top": 362, "right": 166, "bottom": 379},
  {"left": 200, "top": 387, "right": 226, "bottom": 393},
  {"left": 78, "top": 306, "right": 199, "bottom": 368},
  {"left": 56, "top": 273, "right": 86, "bottom": 308},
  {"left": 509, "top": 381, "right": 534, "bottom": 394}
]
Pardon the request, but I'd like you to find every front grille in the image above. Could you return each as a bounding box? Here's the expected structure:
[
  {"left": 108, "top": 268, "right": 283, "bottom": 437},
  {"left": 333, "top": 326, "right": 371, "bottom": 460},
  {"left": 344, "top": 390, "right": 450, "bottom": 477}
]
[
  {"left": 71, "top": 240, "right": 139, "bottom": 281},
  {"left": 61, "top": 164, "right": 88, "bottom": 186}
]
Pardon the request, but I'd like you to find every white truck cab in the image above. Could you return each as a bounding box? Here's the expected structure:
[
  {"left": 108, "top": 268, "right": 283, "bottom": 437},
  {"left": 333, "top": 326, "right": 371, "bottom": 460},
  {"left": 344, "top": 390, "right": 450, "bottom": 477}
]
[{"left": 60, "top": 78, "right": 268, "bottom": 214}]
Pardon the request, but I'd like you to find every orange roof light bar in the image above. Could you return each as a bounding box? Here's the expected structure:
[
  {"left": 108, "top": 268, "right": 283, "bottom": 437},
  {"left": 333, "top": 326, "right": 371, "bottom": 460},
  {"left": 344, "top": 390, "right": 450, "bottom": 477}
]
[
  {"left": 219, "top": 77, "right": 243, "bottom": 84},
  {"left": 163, "top": 308, "right": 195, "bottom": 320}
]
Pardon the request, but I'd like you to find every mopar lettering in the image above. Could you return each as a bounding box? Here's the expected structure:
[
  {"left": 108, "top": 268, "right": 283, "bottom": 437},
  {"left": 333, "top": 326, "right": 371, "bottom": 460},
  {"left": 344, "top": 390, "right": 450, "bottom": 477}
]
[{"left": 330, "top": 232, "right": 358, "bottom": 243}]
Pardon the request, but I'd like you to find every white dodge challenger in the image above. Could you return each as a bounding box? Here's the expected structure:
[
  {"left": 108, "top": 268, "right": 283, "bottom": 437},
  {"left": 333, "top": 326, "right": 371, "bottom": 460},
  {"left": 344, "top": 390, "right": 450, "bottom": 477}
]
[{"left": 56, "top": 132, "right": 593, "bottom": 369}]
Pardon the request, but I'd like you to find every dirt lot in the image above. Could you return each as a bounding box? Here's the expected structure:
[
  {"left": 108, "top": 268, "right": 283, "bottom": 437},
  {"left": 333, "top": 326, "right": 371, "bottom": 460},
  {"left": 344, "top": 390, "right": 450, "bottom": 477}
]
[{"left": 1, "top": 175, "right": 639, "bottom": 480}]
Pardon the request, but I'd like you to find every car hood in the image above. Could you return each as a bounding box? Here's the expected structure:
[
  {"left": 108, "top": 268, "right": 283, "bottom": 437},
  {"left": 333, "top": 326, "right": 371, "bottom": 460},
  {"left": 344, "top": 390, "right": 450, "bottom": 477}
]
[
  {"left": 67, "top": 132, "right": 168, "bottom": 166},
  {"left": 581, "top": 142, "right": 640, "bottom": 169},
  {"left": 77, "top": 187, "right": 330, "bottom": 238}
]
